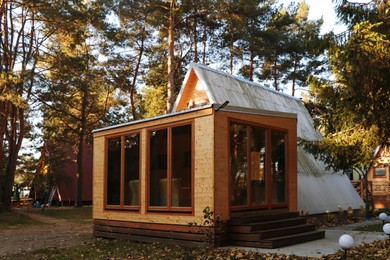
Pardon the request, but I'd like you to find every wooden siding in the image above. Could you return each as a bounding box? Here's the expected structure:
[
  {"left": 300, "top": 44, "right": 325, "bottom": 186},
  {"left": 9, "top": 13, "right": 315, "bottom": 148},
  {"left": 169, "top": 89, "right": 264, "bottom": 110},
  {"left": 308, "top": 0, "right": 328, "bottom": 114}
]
[
  {"left": 175, "top": 69, "right": 210, "bottom": 111},
  {"left": 93, "top": 108, "right": 215, "bottom": 225}
]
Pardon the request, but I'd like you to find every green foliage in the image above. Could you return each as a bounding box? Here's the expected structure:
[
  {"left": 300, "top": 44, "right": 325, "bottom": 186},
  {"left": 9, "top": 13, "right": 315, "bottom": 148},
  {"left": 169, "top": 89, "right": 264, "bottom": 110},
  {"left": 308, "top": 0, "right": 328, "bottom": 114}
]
[
  {"left": 303, "top": 1, "right": 390, "bottom": 171},
  {"left": 188, "top": 206, "right": 225, "bottom": 247}
]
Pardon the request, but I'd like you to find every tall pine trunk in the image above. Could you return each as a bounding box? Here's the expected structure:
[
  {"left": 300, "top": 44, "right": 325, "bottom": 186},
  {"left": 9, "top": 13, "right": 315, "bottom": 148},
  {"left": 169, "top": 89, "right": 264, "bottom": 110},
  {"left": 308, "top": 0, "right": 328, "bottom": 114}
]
[
  {"left": 2, "top": 106, "right": 25, "bottom": 211},
  {"left": 167, "top": 0, "right": 176, "bottom": 113},
  {"left": 74, "top": 88, "right": 88, "bottom": 207}
]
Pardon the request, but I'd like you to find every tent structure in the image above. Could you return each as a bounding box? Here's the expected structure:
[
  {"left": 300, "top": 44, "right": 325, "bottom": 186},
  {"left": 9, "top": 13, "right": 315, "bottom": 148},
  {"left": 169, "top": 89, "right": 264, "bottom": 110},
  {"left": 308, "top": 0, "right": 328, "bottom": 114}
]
[{"left": 173, "top": 63, "right": 364, "bottom": 215}]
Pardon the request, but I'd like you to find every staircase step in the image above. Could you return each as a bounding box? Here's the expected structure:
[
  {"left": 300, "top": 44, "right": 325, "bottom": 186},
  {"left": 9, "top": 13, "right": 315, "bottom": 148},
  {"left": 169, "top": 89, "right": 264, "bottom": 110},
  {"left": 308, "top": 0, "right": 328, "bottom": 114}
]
[
  {"left": 264, "top": 230, "right": 325, "bottom": 248},
  {"left": 229, "top": 211, "right": 299, "bottom": 225},
  {"left": 257, "top": 224, "right": 317, "bottom": 239},
  {"left": 229, "top": 217, "right": 307, "bottom": 233}
]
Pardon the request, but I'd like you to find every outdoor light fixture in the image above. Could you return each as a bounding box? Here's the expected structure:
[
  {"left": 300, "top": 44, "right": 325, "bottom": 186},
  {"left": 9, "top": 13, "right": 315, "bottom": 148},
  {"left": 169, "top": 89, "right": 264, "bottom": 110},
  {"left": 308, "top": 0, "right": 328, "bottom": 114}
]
[
  {"left": 379, "top": 212, "right": 388, "bottom": 225},
  {"left": 213, "top": 101, "right": 229, "bottom": 112},
  {"left": 383, "top": 223, "right": 390, "bottom": 241},
  {"left": 339, "top": 234, "right": 354, "bottom": 260}
]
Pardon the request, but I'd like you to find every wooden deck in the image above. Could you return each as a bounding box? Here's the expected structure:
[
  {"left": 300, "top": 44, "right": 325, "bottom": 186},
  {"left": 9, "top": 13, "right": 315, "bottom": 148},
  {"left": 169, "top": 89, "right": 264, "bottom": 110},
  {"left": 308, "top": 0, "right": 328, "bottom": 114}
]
[
  {"left": 352, "top": 180, "right": 390, "bottom": 209},
  {"left": 94, "top": 212, "right": 325, "bottom": 249}
]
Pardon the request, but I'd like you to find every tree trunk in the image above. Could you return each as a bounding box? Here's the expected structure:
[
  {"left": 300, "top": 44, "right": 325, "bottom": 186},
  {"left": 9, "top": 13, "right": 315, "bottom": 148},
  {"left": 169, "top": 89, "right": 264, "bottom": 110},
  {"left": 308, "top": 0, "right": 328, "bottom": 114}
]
[
  {"left": 202, "top": 14, "right": 207, "bottom": 65},
  {"left": 2, "top": 106, "right": 25, "bottom": 211},
  {"left": 193, "top": 11, "right": 198, "bottom": 63},
  {"left": 130, "top": 34, "right": 145, "bottom": 121},
  {"left": 249, "top": 51, "right": 254, "bottom": 82},
  {"left": 167, "top": 0, "right": 176, "bottom": 113},
  {"left": 229, "top": 32, "right": 234, "bottom": 75},
  {"left": 74, "top": 89, "right": 88, "bottom": 207},
  {"left": 273, "top": 58, "right": 278, "bottom": 91},
  {"left": 0, "top": 102, "right": 5, "bottom": 212}
]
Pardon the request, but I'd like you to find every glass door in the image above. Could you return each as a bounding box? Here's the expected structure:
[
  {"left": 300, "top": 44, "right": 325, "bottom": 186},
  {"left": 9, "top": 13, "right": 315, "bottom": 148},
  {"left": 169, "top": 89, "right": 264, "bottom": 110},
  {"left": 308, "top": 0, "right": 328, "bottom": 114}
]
[{"left": 230, "top": 122, "right": 287, "bottom": 210}]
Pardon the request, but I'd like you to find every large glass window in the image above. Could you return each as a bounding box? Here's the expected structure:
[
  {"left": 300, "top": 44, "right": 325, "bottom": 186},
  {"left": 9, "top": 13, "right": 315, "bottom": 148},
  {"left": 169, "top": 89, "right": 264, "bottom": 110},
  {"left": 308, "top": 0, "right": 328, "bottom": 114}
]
[
  {"left": 107, "top": 138, "right": 121, "bottom": 205},
  {"left": 149, "top": 124, "right": 193, "bottom": 211},
  {"left": 230, "top": 124, "right": 248, "bottom": 206},
  {"left": 149, "top": 129, "right": 168, "bottom": 207},
  {"left": 230, "top": 122, "right": 287, "bottom": 209},
  {"left": 106, "top": 133, "right": 140, "bottom": 210},
  {"left": 271, "top": 130, "right": 286, "bottom": 204},
  {"left": 250, "top": 127, "right": 266, "bottom": 205}
]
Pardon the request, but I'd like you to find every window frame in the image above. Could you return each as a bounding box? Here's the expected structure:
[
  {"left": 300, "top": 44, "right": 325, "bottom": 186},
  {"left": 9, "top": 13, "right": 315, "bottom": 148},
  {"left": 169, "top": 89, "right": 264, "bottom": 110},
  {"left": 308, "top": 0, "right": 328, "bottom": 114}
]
[
  {"left": 374, "top": 167, "right": 387, "bottom": 178},
  {"left": 147, "top": 121, "right": 194, "bottom": 214},
  {"left": 229, "top": 119, "right": 289, "bottom": 211},
  {"left": 105, "top": 131, "right": 141, "bottom": 211}
]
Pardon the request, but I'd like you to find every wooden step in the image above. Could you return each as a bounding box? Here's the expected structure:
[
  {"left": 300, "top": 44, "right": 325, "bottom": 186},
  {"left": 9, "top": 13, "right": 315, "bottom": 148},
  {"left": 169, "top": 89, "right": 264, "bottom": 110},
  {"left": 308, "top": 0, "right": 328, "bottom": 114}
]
[
  {"left": 229, "top": 211, "right": 299, "bottom": 225},
  {"left": 229, "top": 217, "right": 307, "bottom": 233},
  {"left": 257, "top": 224, "right": 317, "bottom": 239},
  {"left": 227, "top": 211, "right": 325, "bottom": 248}
]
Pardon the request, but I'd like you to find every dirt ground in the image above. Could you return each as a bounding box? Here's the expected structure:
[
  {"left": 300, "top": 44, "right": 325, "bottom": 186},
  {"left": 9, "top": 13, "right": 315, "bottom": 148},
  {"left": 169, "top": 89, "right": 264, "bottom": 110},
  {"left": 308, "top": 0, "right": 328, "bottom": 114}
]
[{"left": 0, "top": 209, "right": 93, "bottom": 258}]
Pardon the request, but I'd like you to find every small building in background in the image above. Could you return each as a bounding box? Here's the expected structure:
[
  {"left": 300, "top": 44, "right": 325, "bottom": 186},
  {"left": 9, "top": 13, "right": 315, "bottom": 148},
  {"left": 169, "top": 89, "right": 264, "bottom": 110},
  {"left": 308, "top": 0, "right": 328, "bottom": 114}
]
[{"left": 33, "top": 142, "right": 92, "bottom": 206}]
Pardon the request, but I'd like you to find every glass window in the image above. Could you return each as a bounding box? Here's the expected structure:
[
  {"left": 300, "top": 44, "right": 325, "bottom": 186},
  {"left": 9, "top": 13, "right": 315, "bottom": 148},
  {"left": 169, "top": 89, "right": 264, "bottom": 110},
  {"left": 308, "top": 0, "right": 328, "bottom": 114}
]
[
  {"left": 250, "top": 127, "right": 266, "bottom": 206},
  {"left": 106, "top": 133, "right": 140, "bottom": 209},
  {"left": 271, "top": 130, "right": 286, "bottom": 204},
  {"left": 172, "top": 125, "right": 192, "bottom": 207},
  {"left": 374, "top": 168, "right": 386, "bottom": 177},
  {"left": 124, "top": 134, "right": 140, "bottom": 206},
  {"left": 230, "top": 122, "right": 288, "bottom": 209},
  {"left": 149, "top": 129, "right": 168, "bottom": 207},
  {"left": 148, "top": 124, "right": 193, "bottom": 211},
  {"left": 107, "top": 137, "right": 121, "bottom": 206},
  {"left": 230, "top": 124, "right": 248, "bottom": 206}
]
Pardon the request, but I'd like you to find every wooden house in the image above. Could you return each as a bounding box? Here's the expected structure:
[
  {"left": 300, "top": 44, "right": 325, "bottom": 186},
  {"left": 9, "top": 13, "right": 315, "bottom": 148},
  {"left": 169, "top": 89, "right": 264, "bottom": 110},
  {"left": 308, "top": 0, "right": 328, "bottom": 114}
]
[
  {"left": 92, "top": 63, "right": 364, "bottom": 248},
  {"left": 352, "top": 145, "right": 390, "bottom": 209}
]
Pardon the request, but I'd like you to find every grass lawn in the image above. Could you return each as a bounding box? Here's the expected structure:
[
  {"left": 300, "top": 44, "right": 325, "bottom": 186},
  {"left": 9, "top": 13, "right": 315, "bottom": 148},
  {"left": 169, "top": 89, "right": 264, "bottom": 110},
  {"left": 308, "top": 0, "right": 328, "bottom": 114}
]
[
  {"left": 39, "top": 206, "right": 92, "bottom": 223},
  {"left": 0, "top": 211, "right": 43, "bottom": 229}
]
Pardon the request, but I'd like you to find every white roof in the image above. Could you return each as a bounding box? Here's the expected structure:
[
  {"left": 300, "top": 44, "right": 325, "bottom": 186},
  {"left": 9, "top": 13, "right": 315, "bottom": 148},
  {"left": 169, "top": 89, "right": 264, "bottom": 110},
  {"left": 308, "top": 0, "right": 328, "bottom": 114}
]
[{"left": 173, "top": 63, "right": 364, "bottom": 214}]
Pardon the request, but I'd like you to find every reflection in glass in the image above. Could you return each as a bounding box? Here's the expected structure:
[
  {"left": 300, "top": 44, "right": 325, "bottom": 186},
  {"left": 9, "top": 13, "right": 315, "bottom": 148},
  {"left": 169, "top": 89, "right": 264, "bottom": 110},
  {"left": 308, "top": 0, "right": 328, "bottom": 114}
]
[
  {"left": 124, "top": 134, "right": 140, "bottom": 206},
  {"left": 172, "top": 125, "right": 192, "bottom": 207},
  {"left": 250, "top": 127, "right": 266, "bottom": 205},
  {"left": 272, "top": 131, "right": 286, "bottom": 204},
  {"left": 230, "top": 124, "right": 248, "bottom": 206},
  {"left": 149, "top": 129, "right": 168, "bottom": 206},
  {"left": 107, "top": 138, "right": 121, "bottom": 205}
]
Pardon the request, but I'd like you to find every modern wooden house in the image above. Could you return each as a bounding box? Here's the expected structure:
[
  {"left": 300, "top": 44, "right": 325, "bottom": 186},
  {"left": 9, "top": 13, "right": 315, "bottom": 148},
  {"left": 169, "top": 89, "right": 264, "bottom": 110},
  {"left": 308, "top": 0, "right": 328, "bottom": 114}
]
[{"left": 92, "top": 63, "right": 363, "bottom": 248}]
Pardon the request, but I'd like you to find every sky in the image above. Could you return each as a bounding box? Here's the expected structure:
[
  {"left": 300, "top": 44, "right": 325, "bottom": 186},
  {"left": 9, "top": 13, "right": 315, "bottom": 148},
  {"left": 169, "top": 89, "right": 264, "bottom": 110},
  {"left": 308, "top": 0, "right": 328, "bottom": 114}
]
[
  {"left": 278, "top": 0, "right": 346, "bottom": 34},
  {"left": 279, "top": 0, "right": 372, "bottom": 34}
]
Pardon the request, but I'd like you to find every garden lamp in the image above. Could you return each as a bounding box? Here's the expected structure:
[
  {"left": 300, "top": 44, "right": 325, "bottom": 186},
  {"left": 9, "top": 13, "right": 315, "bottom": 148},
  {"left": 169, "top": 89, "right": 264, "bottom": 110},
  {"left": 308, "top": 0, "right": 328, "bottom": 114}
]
[
  {"left": 383, "top": 223, "right": 390, "bottom": 241},
  {"left": 379, "top": 212, "right": 388, "bottom": 225},
  {"left": 339, "top": 234, "right": 354, "bottom": 260}
]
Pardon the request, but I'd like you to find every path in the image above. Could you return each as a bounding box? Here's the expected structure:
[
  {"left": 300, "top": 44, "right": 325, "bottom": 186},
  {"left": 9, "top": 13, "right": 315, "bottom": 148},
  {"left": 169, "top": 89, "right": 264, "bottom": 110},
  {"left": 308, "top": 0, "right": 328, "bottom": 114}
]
[{"left": 0, "top": 209, "right": 92, "bottom": 258}]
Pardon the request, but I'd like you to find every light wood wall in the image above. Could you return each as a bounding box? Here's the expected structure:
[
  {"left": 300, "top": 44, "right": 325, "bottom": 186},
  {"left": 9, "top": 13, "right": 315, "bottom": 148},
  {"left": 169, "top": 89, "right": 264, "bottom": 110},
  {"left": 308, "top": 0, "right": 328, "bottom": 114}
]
[
  {"left": 93, "top": 108, "right": 215, "bottom": 225},
  {"left": 93, "top": 107, "right": 298, "bottom": 225}
]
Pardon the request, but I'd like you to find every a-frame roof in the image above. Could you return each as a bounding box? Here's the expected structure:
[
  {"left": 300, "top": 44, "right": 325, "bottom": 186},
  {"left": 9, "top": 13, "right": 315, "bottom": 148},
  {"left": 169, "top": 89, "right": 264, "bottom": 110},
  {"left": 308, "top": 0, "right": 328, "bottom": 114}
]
[
  {"left": 173, "top": 63, "right": 321, "bottom": 142},
  {"left": 173, "top": 63, "right": 364, "bottom": 214}
]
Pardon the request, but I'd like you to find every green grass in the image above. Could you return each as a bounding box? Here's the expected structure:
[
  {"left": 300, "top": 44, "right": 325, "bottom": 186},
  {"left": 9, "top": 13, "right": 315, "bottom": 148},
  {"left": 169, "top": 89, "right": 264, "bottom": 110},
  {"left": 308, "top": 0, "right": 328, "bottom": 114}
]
[
  {"left": 354, "top": 209, "right": 390, "bottom": 232},
  {"left": 0, "top": 211, "right": 43, "bottom": 229},
  {"left": 39, "top": 206, "right": 92, "bottom": 223}
]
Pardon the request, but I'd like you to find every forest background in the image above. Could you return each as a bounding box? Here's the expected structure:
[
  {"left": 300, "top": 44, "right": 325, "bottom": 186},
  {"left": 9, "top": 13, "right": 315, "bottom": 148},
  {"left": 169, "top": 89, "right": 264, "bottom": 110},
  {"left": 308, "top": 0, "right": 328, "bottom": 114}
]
[{"left": 0, "top": 0, "right": 388, "bottom": 211}]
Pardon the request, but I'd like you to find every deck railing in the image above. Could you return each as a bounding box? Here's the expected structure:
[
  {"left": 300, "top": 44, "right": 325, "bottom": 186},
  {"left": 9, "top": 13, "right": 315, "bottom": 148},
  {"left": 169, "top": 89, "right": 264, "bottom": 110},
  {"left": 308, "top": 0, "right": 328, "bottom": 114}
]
[{"left": 352, "top": 180, "right": 390, "bottom": 198}]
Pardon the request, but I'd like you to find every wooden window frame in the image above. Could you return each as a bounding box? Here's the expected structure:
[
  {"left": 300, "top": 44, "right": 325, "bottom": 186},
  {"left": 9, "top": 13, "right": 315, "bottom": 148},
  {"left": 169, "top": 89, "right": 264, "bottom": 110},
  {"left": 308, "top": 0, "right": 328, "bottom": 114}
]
[
  {"left": 229, "top": 119, "right": 289, "bottom": 211},
  {"left": 147, "top": 121, "right": 194, "bottom": 214},
  {"left": 105, "top": 132, "right": 141, "bottom": 211},
  {"left": 374, "top": 167, "right": 387, "bottom": 178}
]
